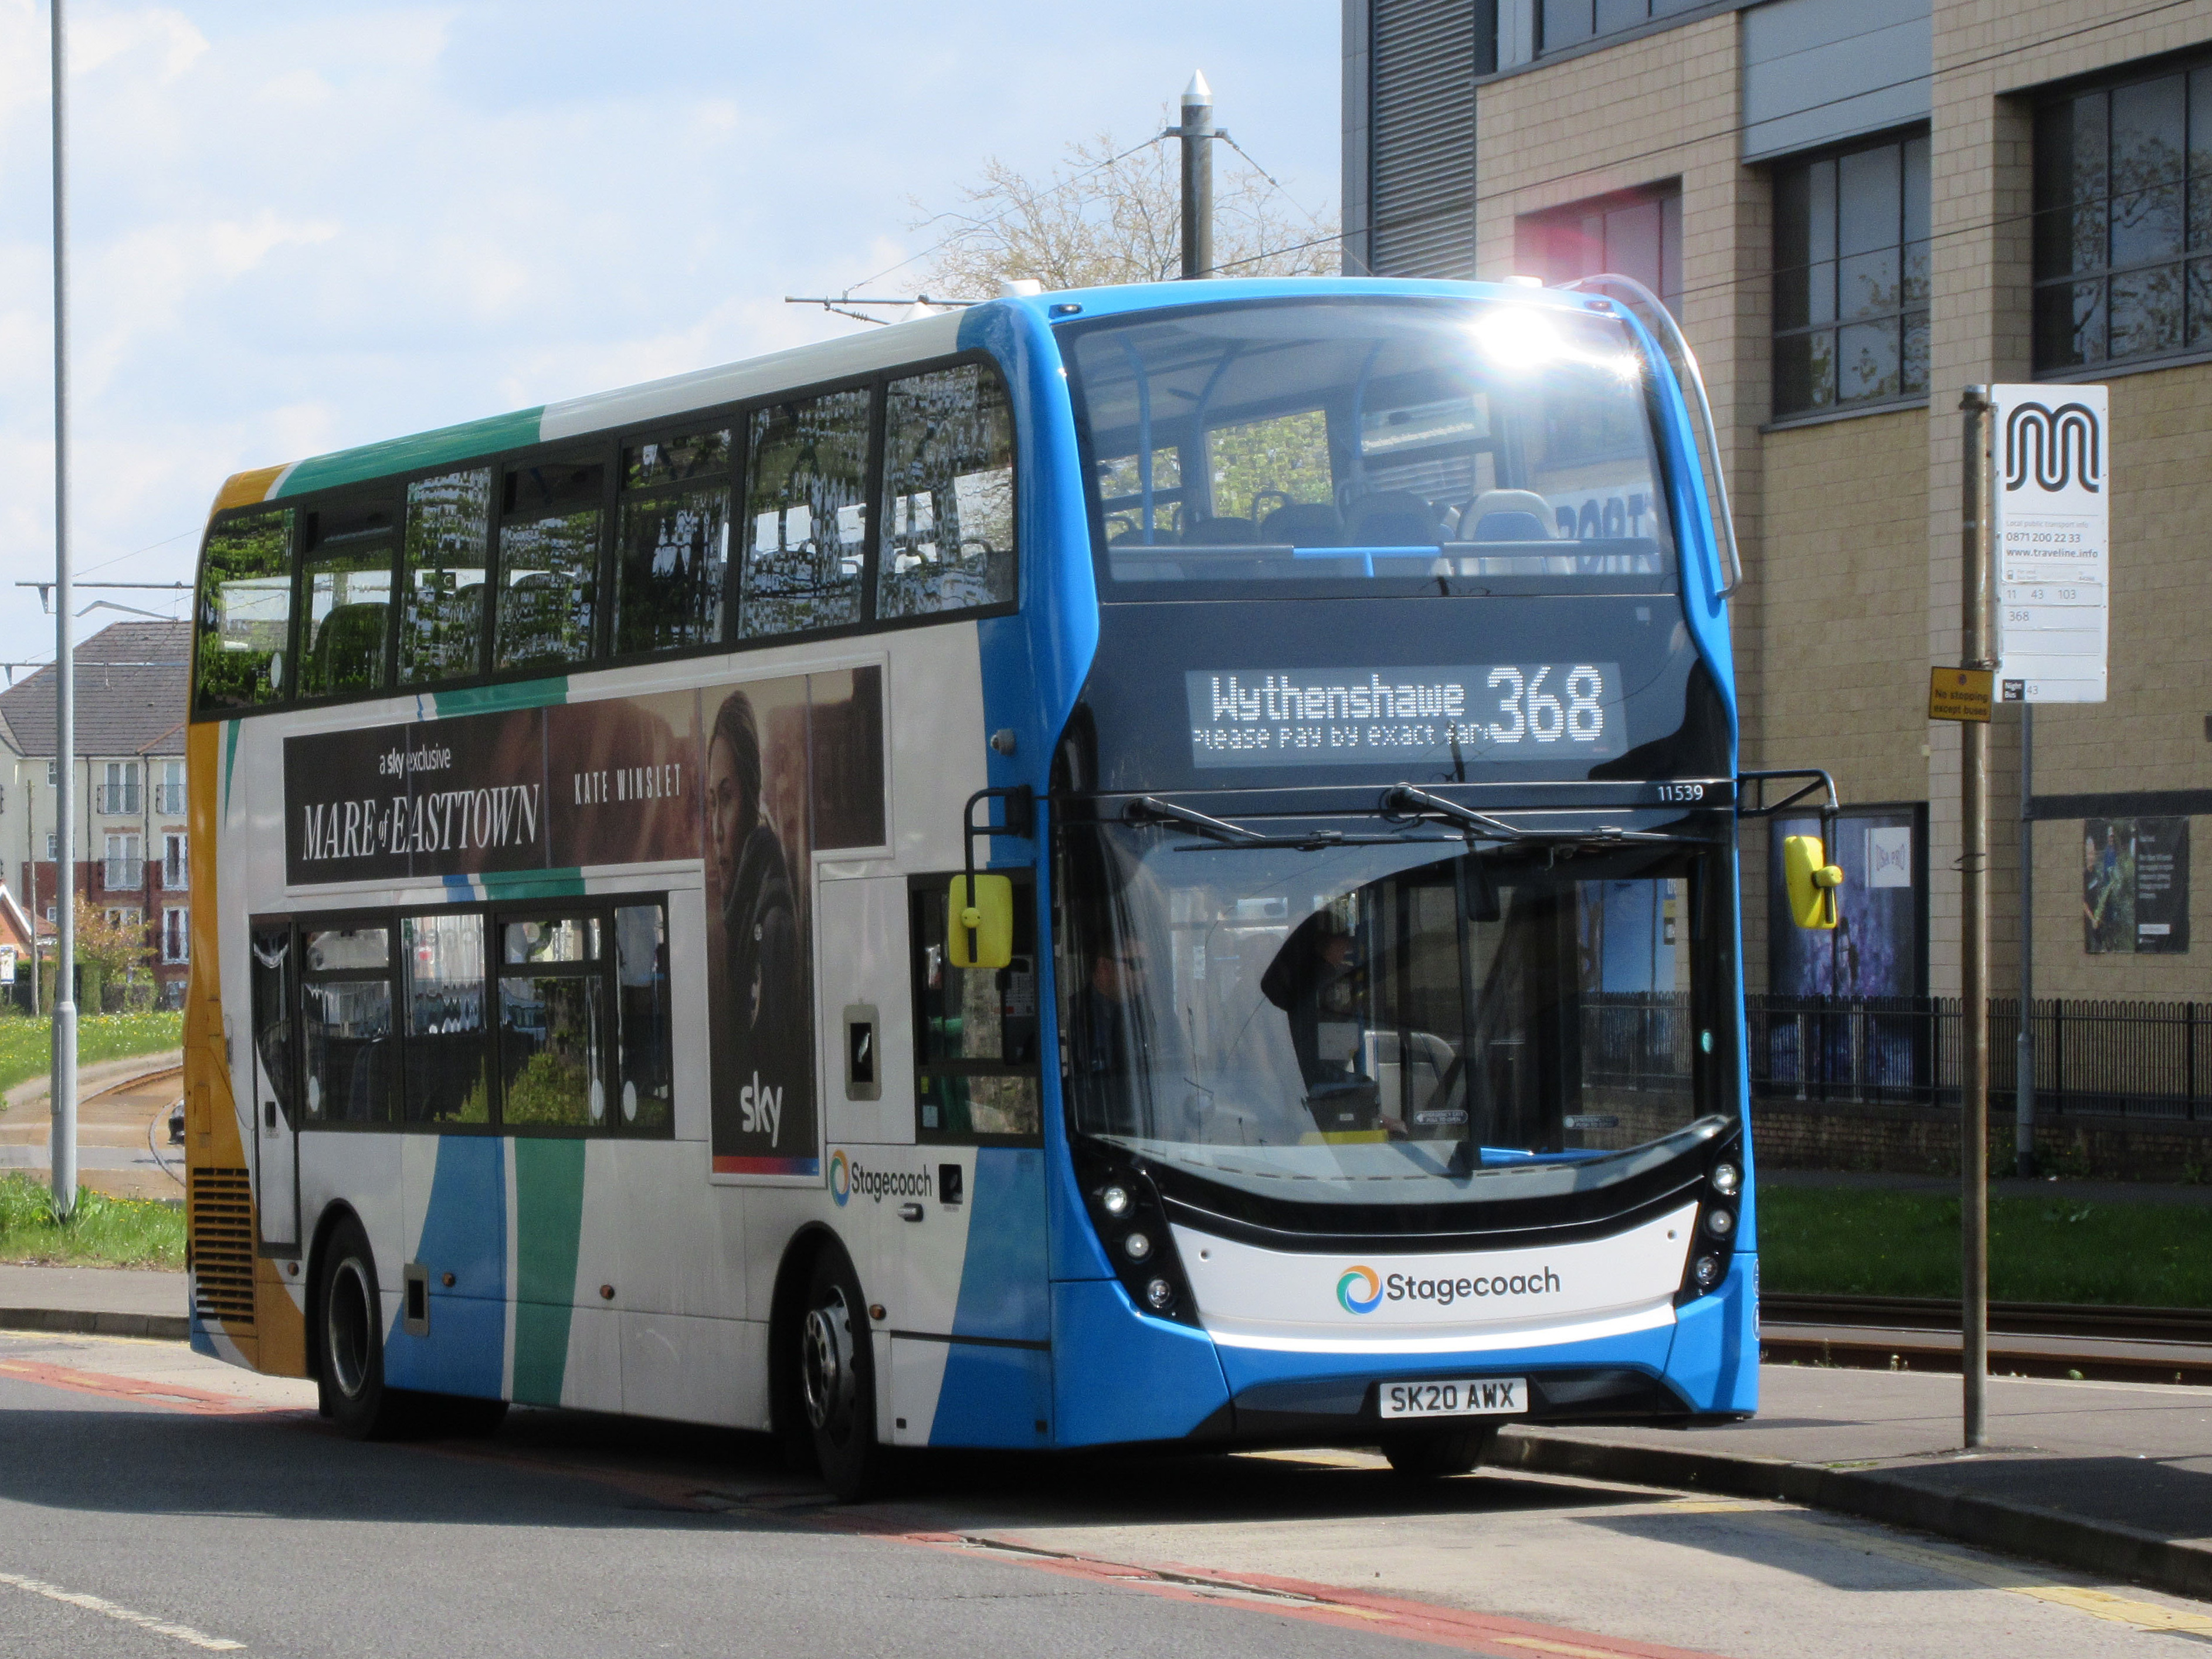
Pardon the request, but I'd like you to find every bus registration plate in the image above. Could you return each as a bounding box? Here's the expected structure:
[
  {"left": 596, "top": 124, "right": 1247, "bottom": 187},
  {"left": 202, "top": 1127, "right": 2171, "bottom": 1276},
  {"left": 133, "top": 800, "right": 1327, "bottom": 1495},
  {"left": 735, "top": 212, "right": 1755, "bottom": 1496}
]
[{"left": 1379, "top": 1378, "right": 1526, "bottom": 1420}]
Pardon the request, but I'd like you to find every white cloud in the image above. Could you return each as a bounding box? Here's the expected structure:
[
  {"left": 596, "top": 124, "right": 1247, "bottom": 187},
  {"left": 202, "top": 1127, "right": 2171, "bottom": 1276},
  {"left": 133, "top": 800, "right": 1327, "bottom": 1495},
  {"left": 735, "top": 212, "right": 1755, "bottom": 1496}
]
[{"left": 0, "top": 0, "right": 1339, "bottom": 660}]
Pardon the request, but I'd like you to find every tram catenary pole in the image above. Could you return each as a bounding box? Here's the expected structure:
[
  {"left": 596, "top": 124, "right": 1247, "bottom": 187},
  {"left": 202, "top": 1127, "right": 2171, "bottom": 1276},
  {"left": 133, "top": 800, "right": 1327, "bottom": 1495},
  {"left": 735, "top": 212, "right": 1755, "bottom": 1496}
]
[
  {"left": 1175, "top": 72, "right": 1214, "bottom": 279},
  {"left": 48, "top": 0, "right": 77, "bottom": 1223},
  {"left": 1959, "top": 386, "right": 1992, "bottom": 1448}
]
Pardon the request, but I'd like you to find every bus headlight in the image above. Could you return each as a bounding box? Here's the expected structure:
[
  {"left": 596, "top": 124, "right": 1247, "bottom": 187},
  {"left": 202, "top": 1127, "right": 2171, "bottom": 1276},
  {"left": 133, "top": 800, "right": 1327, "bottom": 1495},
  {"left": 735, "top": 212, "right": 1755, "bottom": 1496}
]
[
  {"left": 1711, "top": 1162, "right": 1740, "bottom": 1196},
  {"left": 1123, "top": 1231, "right": 1153, "bottom": 1262},
  {"left": 1144, "top": 1277, "right": 1175, "bottom": 1311},
  {"left": 1705, "top": 1208, "right": 1734, "bottom": 1237},
  {"left": 1692, "top": 1256, "right": 1721, "bottom": 1288},
  {"left": 1100, "top": 1184, "right": 1134, "bottom": 1218}
]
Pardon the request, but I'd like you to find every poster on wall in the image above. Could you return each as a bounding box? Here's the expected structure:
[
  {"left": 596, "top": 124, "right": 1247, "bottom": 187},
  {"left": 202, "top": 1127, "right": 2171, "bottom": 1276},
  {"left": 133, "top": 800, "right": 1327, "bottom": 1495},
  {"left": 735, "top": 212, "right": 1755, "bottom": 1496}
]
[
  {"left": 281, "top": 665, "right": 886, "bottom": 1183},
  {"left": 2082, "top": 817, "right": 2189, "bottom": 955},
  {"left": 1768, "top": 810, "right": 1923, "bottom": 997}
]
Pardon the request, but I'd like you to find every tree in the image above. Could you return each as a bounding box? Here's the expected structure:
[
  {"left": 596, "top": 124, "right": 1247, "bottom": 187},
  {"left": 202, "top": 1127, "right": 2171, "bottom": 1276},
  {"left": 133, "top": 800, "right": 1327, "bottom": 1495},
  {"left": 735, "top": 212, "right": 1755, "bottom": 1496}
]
[
  {"left": 912, "top": 124, "right": 1337, "bottom": 300},
  {"left": 66, "top": 897, "right": 155, "bottom": 1013}
]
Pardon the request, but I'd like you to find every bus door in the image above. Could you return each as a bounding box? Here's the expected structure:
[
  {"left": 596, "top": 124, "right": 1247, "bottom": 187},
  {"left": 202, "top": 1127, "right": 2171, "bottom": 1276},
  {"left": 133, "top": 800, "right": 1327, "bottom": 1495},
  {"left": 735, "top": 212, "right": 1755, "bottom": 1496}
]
[
  {"left": 886, "top": 874, "right": 1050, "bottom": 1448},
  {"left": 247, "top": 925, "right": 301, "bottom": 1251}
]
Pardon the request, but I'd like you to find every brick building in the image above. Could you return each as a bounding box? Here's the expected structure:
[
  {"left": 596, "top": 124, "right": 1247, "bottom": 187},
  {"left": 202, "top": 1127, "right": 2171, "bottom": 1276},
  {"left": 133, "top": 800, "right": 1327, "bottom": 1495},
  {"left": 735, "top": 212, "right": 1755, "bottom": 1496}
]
[
  {"left": 0, "top": 621, "right": 192, "bottom": 1008},
  {"left": 1344, "top": 0, "right": 2212, "bottom": 1004}
]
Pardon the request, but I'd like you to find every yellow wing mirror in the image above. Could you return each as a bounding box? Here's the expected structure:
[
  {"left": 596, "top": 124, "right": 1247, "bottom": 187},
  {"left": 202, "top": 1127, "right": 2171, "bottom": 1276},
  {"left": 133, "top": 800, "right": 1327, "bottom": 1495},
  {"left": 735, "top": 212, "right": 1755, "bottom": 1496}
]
[
  {"left": 948, "top": 873, "right": 1015, "bottom": 969},
  {"left": 1783, "top": 834, "right": 1845, "bottom": 929}
]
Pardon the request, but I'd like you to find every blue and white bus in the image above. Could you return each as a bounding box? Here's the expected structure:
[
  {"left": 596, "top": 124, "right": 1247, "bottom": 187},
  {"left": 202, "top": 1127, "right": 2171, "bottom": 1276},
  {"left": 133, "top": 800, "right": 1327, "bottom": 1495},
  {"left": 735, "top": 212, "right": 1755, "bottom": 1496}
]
[{"left": 183, "top": 274, "right": 1812, "bottom": 1494}]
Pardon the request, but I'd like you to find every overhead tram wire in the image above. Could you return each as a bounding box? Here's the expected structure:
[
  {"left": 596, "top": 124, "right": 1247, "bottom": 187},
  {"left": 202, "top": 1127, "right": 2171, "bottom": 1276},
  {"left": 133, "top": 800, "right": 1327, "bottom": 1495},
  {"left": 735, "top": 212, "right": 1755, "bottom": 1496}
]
[{"left": 830, "top": 133, "right": 1171, "bottom": 306}]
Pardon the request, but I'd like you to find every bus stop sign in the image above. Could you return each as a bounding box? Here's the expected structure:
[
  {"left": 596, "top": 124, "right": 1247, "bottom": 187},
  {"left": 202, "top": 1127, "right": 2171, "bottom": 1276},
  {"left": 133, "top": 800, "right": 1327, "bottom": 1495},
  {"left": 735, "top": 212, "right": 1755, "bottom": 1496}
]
[{"left": 1992, "top": 383, "right": 2108, "bottom": 704}]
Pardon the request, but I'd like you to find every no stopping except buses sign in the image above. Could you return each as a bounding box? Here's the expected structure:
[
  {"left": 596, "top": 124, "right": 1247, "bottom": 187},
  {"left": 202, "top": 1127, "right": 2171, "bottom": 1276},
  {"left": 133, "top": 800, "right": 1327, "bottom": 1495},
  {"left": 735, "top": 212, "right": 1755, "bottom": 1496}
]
[{"left": 1992, "top": 383, "right": 2108, "bottom": 704}]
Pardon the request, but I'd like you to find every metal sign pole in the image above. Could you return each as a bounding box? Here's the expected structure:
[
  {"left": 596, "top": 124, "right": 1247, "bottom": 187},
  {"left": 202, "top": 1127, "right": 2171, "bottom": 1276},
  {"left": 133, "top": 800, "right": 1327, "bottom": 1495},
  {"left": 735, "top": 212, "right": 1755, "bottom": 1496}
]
[
  {"left": 1959, "top": 386, "right": 1992, "bottom": 1450},
  {"left": 2017, "top": 705, "right": 2035, "bottom": 1176},
  {"left": 48, "top": 0, "right": 77, "bottom": 1223}
]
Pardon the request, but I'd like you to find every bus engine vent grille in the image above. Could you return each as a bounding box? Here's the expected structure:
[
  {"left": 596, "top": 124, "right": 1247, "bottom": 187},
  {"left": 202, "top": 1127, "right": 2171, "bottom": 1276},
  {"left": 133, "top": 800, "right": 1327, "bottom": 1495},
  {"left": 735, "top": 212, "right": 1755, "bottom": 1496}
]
[{"left": 189, "top": 1166, "right": 256, "bottom": 1326}]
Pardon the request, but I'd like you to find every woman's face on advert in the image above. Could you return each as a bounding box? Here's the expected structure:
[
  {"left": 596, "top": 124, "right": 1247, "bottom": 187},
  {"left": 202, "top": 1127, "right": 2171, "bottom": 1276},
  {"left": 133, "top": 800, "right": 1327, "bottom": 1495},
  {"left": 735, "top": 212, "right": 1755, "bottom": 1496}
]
[{"left": 707, "top": 733, "right": 744, "bottom": 894}]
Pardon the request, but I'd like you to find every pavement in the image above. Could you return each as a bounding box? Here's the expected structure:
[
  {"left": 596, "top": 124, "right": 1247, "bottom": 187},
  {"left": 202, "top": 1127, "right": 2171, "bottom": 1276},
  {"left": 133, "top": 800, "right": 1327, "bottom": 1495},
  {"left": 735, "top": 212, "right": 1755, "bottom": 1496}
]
[
  {"left": 0, "top": 1052, "right": 184, "bottom": 1202},
  {"left": 0, "top": 1245, "right": 2204, "bottom": 1612},
  {"left": 1499, "top": 1364, "right": 2212, "bottom": 1602},
  {"left": 5, "top": 1329, "right": 2211, "bottom": 1658}
]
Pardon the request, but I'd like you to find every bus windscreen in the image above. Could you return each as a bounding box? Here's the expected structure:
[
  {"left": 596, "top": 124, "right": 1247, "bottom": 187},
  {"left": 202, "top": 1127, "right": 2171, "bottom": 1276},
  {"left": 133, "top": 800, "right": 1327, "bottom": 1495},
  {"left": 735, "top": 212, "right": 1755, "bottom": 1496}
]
[
  {"left": 1058, "top": 823, "right": 1729, "bottom": 1207},
  {"left": 1065, "top": 297, "right": 1676, "bottom": 595}
]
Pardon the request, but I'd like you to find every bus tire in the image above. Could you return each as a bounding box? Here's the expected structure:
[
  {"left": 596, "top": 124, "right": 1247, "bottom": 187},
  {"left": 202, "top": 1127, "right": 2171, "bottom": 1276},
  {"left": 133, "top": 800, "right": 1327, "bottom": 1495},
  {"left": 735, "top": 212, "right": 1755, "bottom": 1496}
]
[
  {"left": 1382, "top": 1423, "right": 1495, "bottom": 1477},
  {"left": 798, "top": 1246, "right": 883, "bottom": 1501},
  {"left": 315, "top": 1217, "right": 410, "bottom": 1441}
]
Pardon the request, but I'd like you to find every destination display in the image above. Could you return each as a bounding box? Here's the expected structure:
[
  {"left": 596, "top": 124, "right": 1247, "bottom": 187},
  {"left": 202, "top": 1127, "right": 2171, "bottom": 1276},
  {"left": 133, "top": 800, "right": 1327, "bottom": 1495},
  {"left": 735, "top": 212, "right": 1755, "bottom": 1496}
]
[{"left": 1186, "top": 664, "right": 1624, "bottom": 770}]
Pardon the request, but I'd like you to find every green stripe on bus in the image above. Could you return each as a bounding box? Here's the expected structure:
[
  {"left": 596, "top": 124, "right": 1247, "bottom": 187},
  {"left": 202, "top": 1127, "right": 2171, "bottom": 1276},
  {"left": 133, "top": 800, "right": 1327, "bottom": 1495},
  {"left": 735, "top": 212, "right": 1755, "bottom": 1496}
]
[
  {"left": 477, "top": 868, "right": 586, "bottom": 901},
  {"left": 274, "top": 406, "right": 547, "bottom": 498},
  {"left": 433, "top": 677, "right": 568, "bottom": 719},
  {"left": 511, "top": 1136, "right": 588, "bottom": 1406},
  {"left": 222, "top": 720, "right": 241, "bottom": 818}
]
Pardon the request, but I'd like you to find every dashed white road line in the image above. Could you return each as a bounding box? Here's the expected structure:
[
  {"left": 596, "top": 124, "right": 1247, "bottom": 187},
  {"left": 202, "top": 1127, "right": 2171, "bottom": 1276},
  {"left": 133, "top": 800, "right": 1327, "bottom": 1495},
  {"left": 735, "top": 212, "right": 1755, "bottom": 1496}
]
[{"left": 0, "top": 1570, "right": 245, "bottom": 1650}]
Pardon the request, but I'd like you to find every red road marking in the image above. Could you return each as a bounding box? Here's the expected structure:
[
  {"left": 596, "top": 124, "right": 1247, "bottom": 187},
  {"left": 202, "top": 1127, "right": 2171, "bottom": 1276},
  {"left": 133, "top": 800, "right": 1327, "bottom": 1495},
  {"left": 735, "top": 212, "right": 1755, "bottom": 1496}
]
[
  {"left": 0, "top": 1356, "right": 1729, "bottom": 1657},
  {"left": 0, "top": 1358, "right": 288, "bottom": 1417}
]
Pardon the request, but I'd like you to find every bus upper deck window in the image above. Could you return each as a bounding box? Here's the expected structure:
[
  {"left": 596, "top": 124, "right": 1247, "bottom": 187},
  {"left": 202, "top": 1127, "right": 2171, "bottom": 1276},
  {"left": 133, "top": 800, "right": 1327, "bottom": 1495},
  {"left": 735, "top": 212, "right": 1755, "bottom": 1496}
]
[
  {"left": 615, "top": 430, "right": 730, "bottom": 657},
  {"left": 1066, "top": 297, "right": 1674, "bottom": 593},
  {"left": 876, "top": 364, "right": 1017, "bottom": 620},
  {"left": 738, "top": 388, "right": 871, "bottom": 639},
  {"left": 400, "top": 468, "right": 493, "bottom": 685},
  {"left": 194, "top": 507, "right": 295, "bottom": 711},
  {"left": 298, "top": 500, "right": 397, "bottom": 700},
  {"left": 495, "top": 460, "right": 604, "bottom": 673}
]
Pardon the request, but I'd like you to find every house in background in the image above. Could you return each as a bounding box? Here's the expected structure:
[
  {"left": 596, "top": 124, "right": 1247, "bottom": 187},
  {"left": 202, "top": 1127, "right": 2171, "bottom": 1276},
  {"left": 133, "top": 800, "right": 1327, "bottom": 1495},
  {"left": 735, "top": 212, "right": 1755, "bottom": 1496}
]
[{"left": 0, "top": 620, "right": 192, "bottom": 1008}]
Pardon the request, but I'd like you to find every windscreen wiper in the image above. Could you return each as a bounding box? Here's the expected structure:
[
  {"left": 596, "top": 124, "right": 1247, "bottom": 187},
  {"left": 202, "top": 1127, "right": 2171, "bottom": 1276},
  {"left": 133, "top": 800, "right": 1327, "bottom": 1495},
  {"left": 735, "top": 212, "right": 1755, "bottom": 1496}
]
[
  {"left": 1124, "top": 796, "right": 1440, "bottom": 851},
  {"left": 1382, "top": 784, "right": 1676, "bottom": 846}
]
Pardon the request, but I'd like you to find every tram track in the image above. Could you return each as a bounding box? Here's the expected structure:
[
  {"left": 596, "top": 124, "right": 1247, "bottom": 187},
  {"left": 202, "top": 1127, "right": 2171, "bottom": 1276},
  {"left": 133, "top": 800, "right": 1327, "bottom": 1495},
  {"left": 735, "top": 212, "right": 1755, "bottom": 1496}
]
[{"left": 1758, "top": 1292, "right": 2212, "bottom": 1385}]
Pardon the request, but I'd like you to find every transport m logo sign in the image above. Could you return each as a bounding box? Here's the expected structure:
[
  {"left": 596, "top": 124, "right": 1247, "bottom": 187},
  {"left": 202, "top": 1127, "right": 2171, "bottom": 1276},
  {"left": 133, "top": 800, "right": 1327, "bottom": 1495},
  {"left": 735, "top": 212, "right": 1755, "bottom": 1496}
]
[
  {"left": 1337, "top": 1267, "right": 1383, "bottom": 1314},
  {"left": 2004, "top": 401, "right": 2101, "bottom": 494},
  {"left": 829, "top": 1149, "right": 850, "bottom": 1206}
]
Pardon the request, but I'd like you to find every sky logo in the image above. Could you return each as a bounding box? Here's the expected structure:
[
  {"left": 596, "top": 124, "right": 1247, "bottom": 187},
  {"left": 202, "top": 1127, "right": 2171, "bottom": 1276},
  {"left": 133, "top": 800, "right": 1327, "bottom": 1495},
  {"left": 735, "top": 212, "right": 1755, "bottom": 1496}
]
[
  {"left": 1336, "top": 1266, "right": 1383, "bottom": 1314},
  {"left": 829, "top": 1149, "right": 850, "bottom": 1206}
]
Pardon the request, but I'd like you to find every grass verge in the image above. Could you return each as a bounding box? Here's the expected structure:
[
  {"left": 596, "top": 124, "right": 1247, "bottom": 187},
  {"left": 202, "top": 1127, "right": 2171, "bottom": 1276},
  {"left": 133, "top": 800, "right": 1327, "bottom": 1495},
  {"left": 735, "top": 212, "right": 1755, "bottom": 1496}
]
[
  {"left": 0, "top": 1010, "right": 183, "bottom": 1101},
  {"left": 0, "top": 1173, "right": 184, "bottom": 1269},
  {"left": 1759, "top": 1185, "right": 2212, "bottom": 1305}
]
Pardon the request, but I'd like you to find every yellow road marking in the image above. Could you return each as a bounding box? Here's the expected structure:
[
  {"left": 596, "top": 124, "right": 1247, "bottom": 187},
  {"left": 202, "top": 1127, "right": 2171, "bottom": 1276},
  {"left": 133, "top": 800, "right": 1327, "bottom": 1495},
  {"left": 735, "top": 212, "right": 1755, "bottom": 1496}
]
[{"left": 1762, "top": 1514, "right": 2212, "bottom": 1635}]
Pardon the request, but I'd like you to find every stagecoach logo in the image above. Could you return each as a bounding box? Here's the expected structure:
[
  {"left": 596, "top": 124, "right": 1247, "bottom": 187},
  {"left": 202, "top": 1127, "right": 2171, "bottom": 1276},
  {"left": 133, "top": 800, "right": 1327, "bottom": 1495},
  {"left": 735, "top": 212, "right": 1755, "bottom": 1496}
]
[
  {"left": 1338, "top": 1263, "right": 1566, "bottom": 1313},
  {"left": 2004, "top": 401, "right": 2102, "bottom": 494},
  {"left": 1336, "top": 1267, "right": 1383, "bottom": 1314},
  {"left": 826, "top": 1149, "right": 934, "bottom": 1206}
]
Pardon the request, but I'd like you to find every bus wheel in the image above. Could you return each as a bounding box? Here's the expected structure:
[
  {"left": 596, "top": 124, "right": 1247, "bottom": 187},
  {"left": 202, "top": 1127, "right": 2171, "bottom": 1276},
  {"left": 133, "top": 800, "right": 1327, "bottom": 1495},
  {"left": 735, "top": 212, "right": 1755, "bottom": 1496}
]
[
  {"left": 316, "top": 1219, "right": 408, "bottom": 1441},
  {"left": 798, "top": 1248, "right": 882, "bottom": 1501},
  {"left": 1382, "top": 1424, "right": 1495, "bottom": 1477}
]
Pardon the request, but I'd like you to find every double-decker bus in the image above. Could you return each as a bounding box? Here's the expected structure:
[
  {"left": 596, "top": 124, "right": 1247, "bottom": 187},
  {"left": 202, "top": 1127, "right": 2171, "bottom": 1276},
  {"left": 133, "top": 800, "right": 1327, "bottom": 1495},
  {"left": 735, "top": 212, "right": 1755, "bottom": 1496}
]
[{"left": 182, "top": 274, "right": 1821, "bottom": 1494}]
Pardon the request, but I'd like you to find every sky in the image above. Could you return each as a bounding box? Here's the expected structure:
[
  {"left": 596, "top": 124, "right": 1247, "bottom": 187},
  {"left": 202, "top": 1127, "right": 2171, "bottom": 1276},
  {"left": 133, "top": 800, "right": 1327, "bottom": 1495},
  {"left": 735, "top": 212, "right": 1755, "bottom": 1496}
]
[{"left": 0, "top": 0, "right": 1341, "bottom": 672}]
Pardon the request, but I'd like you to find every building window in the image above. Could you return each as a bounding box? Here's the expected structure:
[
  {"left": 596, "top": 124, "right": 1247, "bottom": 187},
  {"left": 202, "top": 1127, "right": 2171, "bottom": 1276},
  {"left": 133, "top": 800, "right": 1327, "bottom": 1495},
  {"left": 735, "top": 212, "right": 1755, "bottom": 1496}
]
[
  {"left": 103, "top": 834, "right": 143, "bottom": 892},
  {"left": 163, "top": 833, "right": 188, "bottom": 891},
  {"left": 45, "top": 833, "right": 57, "bottom": 862},
  {"left": 163, "top": 907, "right": 189, "bottom": 965},
  {"left": 2035, "top": 63, "right": 2212, "bottom": 373},
  {"left": 1772, "top": 133, "right": 1930, "bottom": 418},
  {"left": 1518, "top": 186, "right": 1682, "bottom": 314},
  {"left": 1539, "top": 0, "right": 1707, "bottom": 55},
  {"left": 99, "top": 761, "right": 140, "bottom": 816},
  {"left": 46, "top": 761, "right": 56, "bottom": 786},
  {"left": 157, "top": 760, "right": 186, "bottom": 816},
  {"left": 105, "top": 907, "right": 141, "bottom": 931}
]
